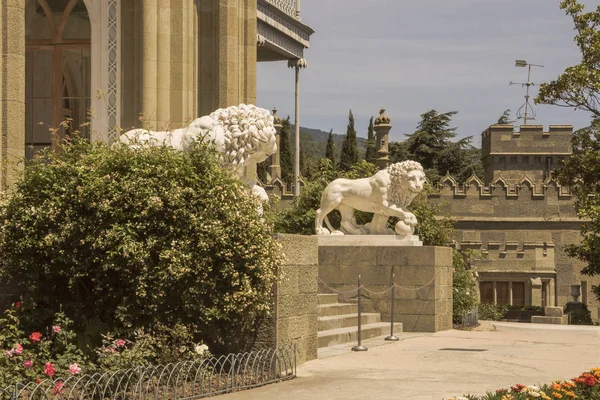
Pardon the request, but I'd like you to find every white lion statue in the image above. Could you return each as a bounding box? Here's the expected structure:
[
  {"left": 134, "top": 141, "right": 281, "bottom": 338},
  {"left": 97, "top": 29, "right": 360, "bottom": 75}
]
[
  {"left": 118, "top": 104, "right": 277, "bottom": 213},
  {"left": 315, "top": 161, "right": 426, "bottom": 236}
]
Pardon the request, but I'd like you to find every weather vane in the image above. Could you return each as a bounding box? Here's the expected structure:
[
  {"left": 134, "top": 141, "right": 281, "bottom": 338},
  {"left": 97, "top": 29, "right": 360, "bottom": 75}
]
[{"left": 509, "top": 60, "right": 544, "bottom": 125}]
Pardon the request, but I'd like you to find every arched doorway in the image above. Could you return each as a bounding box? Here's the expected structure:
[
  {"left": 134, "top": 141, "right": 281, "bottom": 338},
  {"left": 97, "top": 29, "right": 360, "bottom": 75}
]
[{"left": 25, "top": 0, "right": 91, "bottom": 159}]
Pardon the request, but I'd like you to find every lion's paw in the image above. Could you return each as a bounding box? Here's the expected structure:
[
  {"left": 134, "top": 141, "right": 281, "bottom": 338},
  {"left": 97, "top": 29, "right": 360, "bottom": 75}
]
[{"left": 316, "top": 227, "right": 331, "bottom": 236}]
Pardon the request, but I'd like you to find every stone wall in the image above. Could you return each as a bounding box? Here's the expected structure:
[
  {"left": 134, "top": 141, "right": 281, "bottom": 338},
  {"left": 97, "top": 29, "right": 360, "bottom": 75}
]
[
  {"left": 429, "top": 176, "right": 600, "bottom": 318},
  {"left": 255, "top": 234, "right": 318, "bottom": 365},
  {"left": 318, "top": 243, "right": 453, "bottom": 332}
]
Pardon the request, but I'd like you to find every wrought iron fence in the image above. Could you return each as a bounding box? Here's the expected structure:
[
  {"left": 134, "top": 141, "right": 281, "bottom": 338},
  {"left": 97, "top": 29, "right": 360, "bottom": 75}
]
[
  {"left": 458, "top": 306, "right": 479, "bottom": 328},
  {"left": 0, "top": 345, "right": 295, "bottom": 400}
]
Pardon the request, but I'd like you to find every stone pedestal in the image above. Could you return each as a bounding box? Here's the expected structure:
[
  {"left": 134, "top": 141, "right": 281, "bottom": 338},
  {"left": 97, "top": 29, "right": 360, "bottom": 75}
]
[{"left": 318, "top": 241, "right": 453, "bottom": 332}]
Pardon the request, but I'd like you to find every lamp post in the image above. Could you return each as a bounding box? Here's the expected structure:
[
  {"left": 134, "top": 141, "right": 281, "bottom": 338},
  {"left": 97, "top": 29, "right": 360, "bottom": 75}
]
[{"left": 512, "top": 60, "right": 544, "bottom": 125}]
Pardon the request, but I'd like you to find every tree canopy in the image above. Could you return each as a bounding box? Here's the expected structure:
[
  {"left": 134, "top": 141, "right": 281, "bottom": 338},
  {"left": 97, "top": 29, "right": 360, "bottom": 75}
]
[
  {"left": 365, "top": 116, "right": 377, "bottom": 165},
  {"left": 536, "top": 1, "right": 600, "bottom": 120},
  {"left": 339, "top": 110, "right": 359, "bottom": 171}
]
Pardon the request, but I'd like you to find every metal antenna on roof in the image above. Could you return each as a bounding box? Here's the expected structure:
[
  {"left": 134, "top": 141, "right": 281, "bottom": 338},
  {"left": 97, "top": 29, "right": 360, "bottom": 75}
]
[{"left": 509, "top": 60, "right": 544, "bottom": 125}]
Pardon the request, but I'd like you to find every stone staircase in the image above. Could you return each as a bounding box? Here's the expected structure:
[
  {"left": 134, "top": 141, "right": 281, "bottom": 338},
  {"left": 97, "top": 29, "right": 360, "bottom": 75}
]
[{"left": 317, "top": 293, "right": 403, "bottom": 348}]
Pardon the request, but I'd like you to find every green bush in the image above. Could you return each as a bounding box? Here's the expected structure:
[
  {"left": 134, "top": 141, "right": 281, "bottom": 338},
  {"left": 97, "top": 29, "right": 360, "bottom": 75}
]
[
  {"left": 478, "top": 302, "right": 510, "bottom": 321},
  {"left": 452, "top": 250, "right": 479, "bottom": 323},
  {"left": 0, "top": 137, "right": 281, "bottom": 353}
]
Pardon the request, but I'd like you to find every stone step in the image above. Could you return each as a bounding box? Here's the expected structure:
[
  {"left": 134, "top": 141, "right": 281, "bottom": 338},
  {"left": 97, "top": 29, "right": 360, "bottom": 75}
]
[
  {"left": 317, "top": 322, "right": 403, "bottom": 348},
  {"left": 317, "top": 293, "right": 339, "bottom": 305},
  {"left": 318, "top": 303, "right": 358, "bottom": 317},
  {"left": 318, "top": 313, "right": 381, "bottom": 331}
]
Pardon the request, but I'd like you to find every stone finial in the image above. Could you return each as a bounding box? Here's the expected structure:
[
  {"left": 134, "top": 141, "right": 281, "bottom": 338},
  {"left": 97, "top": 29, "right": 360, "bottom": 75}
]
[
  {"left": 375, "top": 107, "right": 391, "bottom": 126},
  {"left": 272, "top": 107, "right": 282, "bottom": 125}
]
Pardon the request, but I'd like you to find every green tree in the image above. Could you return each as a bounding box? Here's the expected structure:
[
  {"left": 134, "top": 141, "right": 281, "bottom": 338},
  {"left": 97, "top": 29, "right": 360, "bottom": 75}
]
[
  {"left": 325, "top": 129, "right": 336, "bottom": 165},
  {"left": 365, "top": 116, "right": 377, "bottom": 164},
  {"left": 404, "top": 110, "right": 480, "bottom": 182},
  {"left": 339, "top": 110, "right": 358, "bottom": 171},
  {"left": 536, "top": 1, "right": 600, "bottom": 119},
  {"left": 497, "top": 109, "right": 512, "bottom": 124},
  {"left": 279, "top": 117, "right": 294, "bottom": 185},
  {"left": 0, "top": 137, "right": 281, "bottom": 353}
]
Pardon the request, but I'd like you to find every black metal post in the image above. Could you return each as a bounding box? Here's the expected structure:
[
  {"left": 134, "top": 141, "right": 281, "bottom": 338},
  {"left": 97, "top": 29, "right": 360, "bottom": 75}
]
[
  {"left": 385, "top": 273, "right": 399, "bottom": 341},
  {"left": 352, "top": 275, "right": 368, "bottom": 351}
]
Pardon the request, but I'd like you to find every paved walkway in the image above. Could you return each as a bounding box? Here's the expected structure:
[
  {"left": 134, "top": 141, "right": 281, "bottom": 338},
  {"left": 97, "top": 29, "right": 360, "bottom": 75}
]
[{"left": 221, "top": 322, "right": 600, "bottom": 400}]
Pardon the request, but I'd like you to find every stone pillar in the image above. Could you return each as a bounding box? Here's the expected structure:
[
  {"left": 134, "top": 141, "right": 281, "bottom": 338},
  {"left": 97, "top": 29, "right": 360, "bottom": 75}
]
[
  {"left": 121, "top": 0, "right": 198, "bottom": 130},
  {"left": 268, "top": 107, "right": 283, "bottom": 181},
  {"left": 0, "top": 0, "right": 25, "bottom": 190},
  {"left": 531, "top": 277, "right": 543, "bottom": 307},
  {"left": 374, "top": 107, "right": 391, "bottom": 170},
  {"left": 288, "top": 58, "right": 306, "bottom": 196},
  {"left": 198, "top": 0, "right": 256, "bottom": 117}
]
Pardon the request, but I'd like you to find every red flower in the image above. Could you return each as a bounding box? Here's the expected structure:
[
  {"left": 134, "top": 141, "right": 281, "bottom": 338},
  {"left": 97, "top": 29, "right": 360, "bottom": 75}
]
[
  {"left": 35, "top": 379, "right": 41, "bottom": 385},
  {"left": 511, "top": 383, "right": 526, "bottom": 393},
  {"left": 44, "top": 362, "right": 55, "bottom": 377},
  {"left": 115, "top": 339, "right": 126, "bottom": 348},
  {"left": 52, "top": 381, "right": 64, "bottom": 395},
  {"left": 14, "top": 302, "right": 22, "bottom": 308},
  {"left": 29, "top": 332, "right": 42, "bottom": 342}
]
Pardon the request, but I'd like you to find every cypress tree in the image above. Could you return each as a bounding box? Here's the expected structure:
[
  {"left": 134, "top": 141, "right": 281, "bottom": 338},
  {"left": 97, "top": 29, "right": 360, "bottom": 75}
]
[
  {"left": 279, "top": 117, "right": 293, "bottom": 184},
  {"left": 325, "top": 129, "right": 335, "bottom": 165},
  {"left": 365, "top": 116, "right": 377, "bottom": 164},
  {"left": 339, "top": 110, "right": 358, "bottom": 171}
]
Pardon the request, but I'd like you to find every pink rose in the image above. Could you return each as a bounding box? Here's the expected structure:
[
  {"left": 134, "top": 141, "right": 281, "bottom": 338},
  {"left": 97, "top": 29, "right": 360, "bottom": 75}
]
[
  {"left": 68, "top": 363, "right": 81, "bottom": 375},
  {"left": 52, "top": 326, "right": 61, "bottom": 334},
  {"left": 14, "top": 301, "right": 22, "bottom": 308},
  {"left": 23, "top": 359, "right": 32, "bottom": 368},
  {"left": 14, "top": 344, "right": 23, "bottom": 355},
  {"left": 29, "top": 332, "right": 42, "bottom": 342},
  {"left": 44, "top": 362, "right": 55, "bottom": 377},
  {"left": 115, "top": 339, "right": 126, "bottom": 348}
]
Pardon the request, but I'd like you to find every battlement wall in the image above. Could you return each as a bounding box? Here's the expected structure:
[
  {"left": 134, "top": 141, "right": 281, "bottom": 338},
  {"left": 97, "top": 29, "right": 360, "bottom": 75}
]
[{"left": 428, "top": 174, "right": 578, "bottom": 220}]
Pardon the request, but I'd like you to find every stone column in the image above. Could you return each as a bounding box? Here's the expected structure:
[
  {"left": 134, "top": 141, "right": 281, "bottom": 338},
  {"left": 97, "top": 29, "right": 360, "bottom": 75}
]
[
  {"left": 120, "top": 0, "right": 198, "bottom": 130},
  {"left": 198, "top": 0, "right": 256, "bottom": 117},
  {"left": 268, "top": 107, "right": 283, "bottom": 181},
  {"left": 0, "top": 0, "right": 25, "bottom": 190},
  {"left": 374, "top": 107, "right": 391, "bottom": 170},
  {"left": 288, "top": 58, "right": 306, "bottom": 196}
]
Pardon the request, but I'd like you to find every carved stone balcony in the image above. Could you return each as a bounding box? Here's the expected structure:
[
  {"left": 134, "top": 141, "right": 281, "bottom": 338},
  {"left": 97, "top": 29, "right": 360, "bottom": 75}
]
[{"left": 257, "top": 0, "right": 313, "bottom": 61}]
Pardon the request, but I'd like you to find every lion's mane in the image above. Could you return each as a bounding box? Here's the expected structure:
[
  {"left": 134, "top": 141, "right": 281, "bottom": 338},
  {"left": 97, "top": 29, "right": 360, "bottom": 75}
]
[{"left": 386, "top": 160, "right": 425, "bottom": 207}]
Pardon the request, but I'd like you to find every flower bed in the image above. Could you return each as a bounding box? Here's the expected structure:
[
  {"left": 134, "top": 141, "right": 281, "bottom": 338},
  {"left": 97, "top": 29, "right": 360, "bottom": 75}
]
[{"left": 447, "top": 368, "right": 600, "bottom": 399}]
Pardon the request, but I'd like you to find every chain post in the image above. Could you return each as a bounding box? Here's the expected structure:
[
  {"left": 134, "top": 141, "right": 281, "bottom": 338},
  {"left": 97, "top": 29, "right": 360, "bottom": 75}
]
[
  {"left": 352, "top": 275, "right": 368, "bottom": 352},
  {"left": 385, "top": 273, "right": 399, "bottom": 341}
]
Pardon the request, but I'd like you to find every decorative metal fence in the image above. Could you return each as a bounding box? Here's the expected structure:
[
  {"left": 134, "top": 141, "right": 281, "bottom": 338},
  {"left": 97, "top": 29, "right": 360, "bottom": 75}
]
[
  {"left": 0, "top": 345, "right": 295, "bottom": 400},
  {"left": 459, "top": 306, "right": 479, "bottom": 328}
]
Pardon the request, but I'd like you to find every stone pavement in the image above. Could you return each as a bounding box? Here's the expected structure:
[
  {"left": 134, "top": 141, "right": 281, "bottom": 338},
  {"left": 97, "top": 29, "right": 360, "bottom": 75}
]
[{"left": 221, "top": 322, "right": 600, "bottom": 400}]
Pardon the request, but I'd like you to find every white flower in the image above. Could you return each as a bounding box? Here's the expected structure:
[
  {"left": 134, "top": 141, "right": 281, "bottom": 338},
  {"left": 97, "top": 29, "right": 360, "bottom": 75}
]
[{"left": 195, "top": 344, "right": 209, "bottom": 355}]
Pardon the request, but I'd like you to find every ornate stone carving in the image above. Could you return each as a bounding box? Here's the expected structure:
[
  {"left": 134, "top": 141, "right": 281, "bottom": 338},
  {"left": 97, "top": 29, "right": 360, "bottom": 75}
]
[
  {"left": 315, "top": 161, "right": 426, "bottom": 236},
  {"left": 374, "top": 107, "right": 391, "bottom": 126},
  {"left": 118, "top": 104, "right": 277, "bottom": 213}
]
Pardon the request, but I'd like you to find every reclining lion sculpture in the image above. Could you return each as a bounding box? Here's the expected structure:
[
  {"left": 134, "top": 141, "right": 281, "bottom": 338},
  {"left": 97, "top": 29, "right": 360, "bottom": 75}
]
[
  {"left": 315, "top": 161, "right": 426, "bottom": 236},
  {"left": 118, "top": 104, "right": 277, "bottom": 213}
]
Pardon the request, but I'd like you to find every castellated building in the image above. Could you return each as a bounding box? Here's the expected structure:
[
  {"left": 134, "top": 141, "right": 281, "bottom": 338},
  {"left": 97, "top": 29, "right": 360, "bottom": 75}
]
[{"left": 429, "top": 124, "right": 599, "bottom": 319}]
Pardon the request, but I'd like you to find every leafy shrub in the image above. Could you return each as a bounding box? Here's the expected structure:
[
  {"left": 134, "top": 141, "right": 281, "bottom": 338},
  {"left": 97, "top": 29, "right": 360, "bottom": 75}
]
[
  {"left": 452, "top": 250, "right": 479, "bottom": 324},
  {"left": 566, "top": 303, "right": 593, "bottom": 325},
  {"left": 478, "top": 303, "right": 510, "bottom": 321},
  {"left": 0, "top": 303, "right": 89, "bottom": 387},
  {"left": 0, "top": 137, "right": 281, "bottom": 353}
]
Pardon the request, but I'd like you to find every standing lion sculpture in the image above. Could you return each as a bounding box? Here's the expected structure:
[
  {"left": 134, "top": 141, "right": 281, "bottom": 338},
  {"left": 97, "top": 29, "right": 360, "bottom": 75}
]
[
  {"left": 118, "top": 104, "right": 277, "bottom": 213},
  {"left": 315, "top": 161, "right": 426, "bottom": 236}
]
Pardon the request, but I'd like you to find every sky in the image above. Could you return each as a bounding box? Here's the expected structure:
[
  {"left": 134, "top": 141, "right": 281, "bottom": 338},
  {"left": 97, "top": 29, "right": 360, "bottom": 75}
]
[{"left": 256, "top": 0, "right": 596, "bottom": 146}]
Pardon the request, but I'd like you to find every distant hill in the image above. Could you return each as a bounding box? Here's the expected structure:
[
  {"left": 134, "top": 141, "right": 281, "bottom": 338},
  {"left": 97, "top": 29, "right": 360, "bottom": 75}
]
[{"left": 289, "top": 125, "right": 367, "bottom": 161}]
